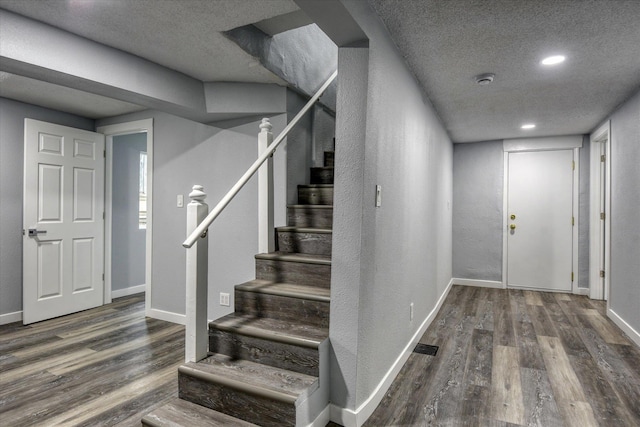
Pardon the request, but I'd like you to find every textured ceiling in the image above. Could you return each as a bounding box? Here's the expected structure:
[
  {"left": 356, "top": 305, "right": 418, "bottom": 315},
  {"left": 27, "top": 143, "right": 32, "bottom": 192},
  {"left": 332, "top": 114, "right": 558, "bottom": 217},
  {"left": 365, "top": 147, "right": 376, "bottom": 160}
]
[
  {"left": 0, "top": 72, "right": 146, "bottom": 118},
  {"left": 368, "top": 0, "right": 640, "bottom": 142},
  {"left": 0, "top": 0, "right": 297, "bottom": 83}
]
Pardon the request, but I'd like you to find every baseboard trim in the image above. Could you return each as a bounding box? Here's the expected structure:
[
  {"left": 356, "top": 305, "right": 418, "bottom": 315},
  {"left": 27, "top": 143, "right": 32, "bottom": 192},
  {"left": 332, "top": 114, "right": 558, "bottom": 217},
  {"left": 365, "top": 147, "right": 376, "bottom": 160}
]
[
  {"left": 573, "top": 287, "right": 589, "bottom": 296},
  {"left": 452, "top": 278, "right": 504, "bottom": 289},
  {"left": 111, "top": 284, "right": 145, "bottom": 299},
  {"left": 308, "top": 404, "right": 331, "bottom": 427},
  {"left": 147, "top": 308, "right": 186, "bottom": 325},
  {"left": 0, "top": 310, "right": 22, "bottom": 325},
  {"left": 331, "top": 278, "right": 454, "bottom": 427},
  {"left": 608, "top": 308, "right": 640, "bottom": 347}
]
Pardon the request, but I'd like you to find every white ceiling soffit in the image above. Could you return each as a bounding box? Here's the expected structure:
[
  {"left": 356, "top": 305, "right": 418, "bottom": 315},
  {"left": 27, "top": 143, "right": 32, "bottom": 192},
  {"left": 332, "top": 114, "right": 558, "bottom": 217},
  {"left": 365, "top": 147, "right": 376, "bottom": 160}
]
[
  {"left": 0, "top": 0, "right": 296, "bottom": 83},
  {"left": 368, "top": 0, "right": 640, "bottom": 143},
  {"left": 0, "top": 72, "right": 146, "bottom": 119}
]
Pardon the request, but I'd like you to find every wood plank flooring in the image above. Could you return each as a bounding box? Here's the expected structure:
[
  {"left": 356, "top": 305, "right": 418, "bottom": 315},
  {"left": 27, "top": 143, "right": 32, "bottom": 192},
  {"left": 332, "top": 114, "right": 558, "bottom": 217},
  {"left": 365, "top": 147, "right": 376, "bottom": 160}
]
[
  {"left": 360, "top": 286, "right": 640, "bottom": 427},
  {"left": 0, "top": 294, "right": 184, "bottom": 427},
  {"left": 3, "top": 288, "right": 639, "bottom": 427}
]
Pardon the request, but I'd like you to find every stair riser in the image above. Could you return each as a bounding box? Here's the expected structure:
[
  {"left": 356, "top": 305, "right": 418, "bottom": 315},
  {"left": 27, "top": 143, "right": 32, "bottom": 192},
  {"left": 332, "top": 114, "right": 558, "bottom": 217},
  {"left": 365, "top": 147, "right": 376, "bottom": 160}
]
[
  {"left": 287, "top": 207, "right": 333, "bottom": 228},
  {"left": 310, "top": 168, "right": 334, "bottom": 184},
  {"left": 235, "top": 290, "right": 329, "bottom": 328},
  {"left": 179, "top": 373, "right": 295, "bottom": 427},
  {"left": 209, "top": 330, "right": 319, "bottom": 376},
  {"left": 277, "top": 231, "right": 332, "bottom": 256},
  {"left": 256, "top": 259, "right": 331, "bottom": 288},
  {"left": 298, "top": 187, "right": 333, "bottom": 205},
  {"left": 324, "top": 152, "right": 334, "bottom": 167}
]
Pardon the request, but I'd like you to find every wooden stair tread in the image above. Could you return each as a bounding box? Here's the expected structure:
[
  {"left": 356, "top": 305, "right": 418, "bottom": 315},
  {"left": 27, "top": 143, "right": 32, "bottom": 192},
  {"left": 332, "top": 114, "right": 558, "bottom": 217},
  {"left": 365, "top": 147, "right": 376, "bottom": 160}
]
[
  {"left": 255, "top": 252, "right": 331, "bottom": 265},
  {"left": 236, "top": 279, "right": 330, "bottom": 302},
  {"left": 276, "top": 226, "right": 332, "bottom": 234},
  {"left": 182, "top": 353, "right": 318, "bottom": 403},
  {"left": 142, "top": 398, "right": 258, "bottom": 426},
  {"left": 297, "top": 184, "right": 334, "bottom": 188},
  {"left": 210, "top": 313, "right": 328, "bottom": 348}
]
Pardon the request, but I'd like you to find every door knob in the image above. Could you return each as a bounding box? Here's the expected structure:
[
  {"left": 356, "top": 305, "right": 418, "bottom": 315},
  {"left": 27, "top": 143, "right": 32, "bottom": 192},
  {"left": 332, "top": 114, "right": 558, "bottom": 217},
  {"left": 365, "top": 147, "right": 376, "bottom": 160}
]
[
  {"left": 28, "top": 228, "right": 47, "bottom": 237},
  {"left": 510, "top": 224, "right": 516, "bottom": 230}
]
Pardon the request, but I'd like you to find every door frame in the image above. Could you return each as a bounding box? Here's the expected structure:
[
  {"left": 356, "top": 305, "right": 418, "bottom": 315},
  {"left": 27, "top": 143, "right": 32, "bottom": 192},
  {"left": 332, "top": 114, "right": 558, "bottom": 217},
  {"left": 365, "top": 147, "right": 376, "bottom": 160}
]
[
  {"left": 97, "top": 119, "right": 153, "bottom": 316},
  {"left": 588, "top": 121, "right": 611, "bottom": 301},
  {"left": 501, "top": 136, "right": 583, "bottom": 293}
]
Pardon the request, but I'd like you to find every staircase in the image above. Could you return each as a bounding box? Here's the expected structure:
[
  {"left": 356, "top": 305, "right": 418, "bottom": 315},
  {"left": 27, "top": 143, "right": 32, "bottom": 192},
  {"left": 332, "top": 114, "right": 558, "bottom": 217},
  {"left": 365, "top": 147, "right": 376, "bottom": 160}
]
[{"left": 142, "top": 151, "right": 335, "bottom": 427}]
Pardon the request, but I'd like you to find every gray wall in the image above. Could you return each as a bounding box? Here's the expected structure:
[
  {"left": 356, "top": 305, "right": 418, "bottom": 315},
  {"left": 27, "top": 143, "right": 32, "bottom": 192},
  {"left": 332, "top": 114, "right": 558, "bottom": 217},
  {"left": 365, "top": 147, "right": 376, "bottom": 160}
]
[
  {"left": 0, "top": 97, "right": 94, "bottom": 320},
  {"left": 312, "top": 105, "right": 336, "bottom": 167},
  {"left": 332, "top": 0, "right": 453, "bottom": 411},
  {"left": 452, "top": 138, "right": 591, "bottom": 288},
  {"left": 97, "top": 110, "right": 288, "bottom": 322},
  {"left": 453, "top": 141, "right": 504, "bottom": 281},
  {"left": 286, "top": 90, "right": 312, "bottom": 205},
  {"left": 608, "top": 89, "right": 640, "bottom": 334},
  {"left": 111, "top": 133, "right": 147, "bottom": 292}
]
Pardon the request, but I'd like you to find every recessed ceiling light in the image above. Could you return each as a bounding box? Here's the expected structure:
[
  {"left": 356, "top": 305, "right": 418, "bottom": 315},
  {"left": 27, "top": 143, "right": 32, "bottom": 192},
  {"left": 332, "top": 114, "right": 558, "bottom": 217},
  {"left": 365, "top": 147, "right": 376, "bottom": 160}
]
[
  {"left": 521, "top": 123, "right": 536, "bottom": 129},
  {"left": 541, "top": 55, "right": 566, "bottom": 65}
]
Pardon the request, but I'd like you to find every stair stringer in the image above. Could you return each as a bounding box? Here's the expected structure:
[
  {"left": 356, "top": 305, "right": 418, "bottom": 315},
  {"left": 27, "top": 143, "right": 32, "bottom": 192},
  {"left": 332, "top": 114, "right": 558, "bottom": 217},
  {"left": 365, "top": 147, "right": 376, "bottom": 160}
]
[{"left": 295, "top": 337, "right": 331, "bottom": 426}]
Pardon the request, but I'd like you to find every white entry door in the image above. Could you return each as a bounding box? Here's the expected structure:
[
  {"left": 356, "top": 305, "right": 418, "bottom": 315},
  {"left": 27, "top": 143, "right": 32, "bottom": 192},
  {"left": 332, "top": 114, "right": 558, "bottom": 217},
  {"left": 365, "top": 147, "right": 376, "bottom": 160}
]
[
  {"left": 506, "top": 149, "right": 574, "bottom": 291},
  {"left": 23, "top": 119, "right": 105, "bottom": 324}
]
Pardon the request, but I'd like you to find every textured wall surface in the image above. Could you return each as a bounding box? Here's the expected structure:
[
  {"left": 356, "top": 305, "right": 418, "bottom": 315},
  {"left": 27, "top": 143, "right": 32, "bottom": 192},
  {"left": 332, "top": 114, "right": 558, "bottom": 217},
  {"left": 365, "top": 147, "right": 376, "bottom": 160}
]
[
  {"left": 0, "top": 98, "right": 94, "bottom": 319},
  {"left": 608, "top": 89, "right": 640, "bottom": 333},
  {"left": 331, "top": 0, "right": 454, "bottom": 412},
  {"left": 98, "top": 110, "right": 288, "bottom": 321},
  {"left": 111, "top": 133, "right": 147, "bottom": 292},
  {"left": 453, "top": 141, "right": 504, "bottom": 281}
]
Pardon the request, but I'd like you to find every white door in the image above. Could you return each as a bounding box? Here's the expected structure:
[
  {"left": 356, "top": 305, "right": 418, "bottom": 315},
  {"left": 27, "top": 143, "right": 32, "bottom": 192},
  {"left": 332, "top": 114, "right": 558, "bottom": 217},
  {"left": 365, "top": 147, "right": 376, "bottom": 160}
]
[
  {"left": 23, "top": 119, "right": 105, "bottom": 324},
  {"left": 506, "top": 149, "right": 574, "bottom": 291}
]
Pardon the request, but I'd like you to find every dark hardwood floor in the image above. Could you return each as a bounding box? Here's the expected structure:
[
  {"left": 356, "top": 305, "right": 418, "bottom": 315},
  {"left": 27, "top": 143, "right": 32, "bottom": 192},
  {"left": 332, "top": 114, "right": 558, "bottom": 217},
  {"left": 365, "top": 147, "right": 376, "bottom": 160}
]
[
  {"left": 0, "top": 294, "right": 184, "bottom": 426},
  {"left": 2, "top": 287, "right": 639, "bottom": 427},
  {"left": 359, "top": 285, "right": 640, "bottom": 427}
]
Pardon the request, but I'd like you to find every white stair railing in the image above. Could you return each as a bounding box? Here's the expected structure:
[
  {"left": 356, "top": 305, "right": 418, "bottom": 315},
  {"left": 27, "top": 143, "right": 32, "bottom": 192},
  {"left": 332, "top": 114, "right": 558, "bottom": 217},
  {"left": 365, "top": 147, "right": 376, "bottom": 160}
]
[{"left": 183, "top": 71, "right": 337, "bottom": 362}]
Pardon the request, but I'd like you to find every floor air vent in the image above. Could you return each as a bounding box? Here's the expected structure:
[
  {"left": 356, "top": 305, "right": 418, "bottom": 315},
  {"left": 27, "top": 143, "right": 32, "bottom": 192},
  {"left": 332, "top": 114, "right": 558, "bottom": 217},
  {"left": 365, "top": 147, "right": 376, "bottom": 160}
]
[{"left": 413, "top": 343, "right": 439, "bottom": 356}]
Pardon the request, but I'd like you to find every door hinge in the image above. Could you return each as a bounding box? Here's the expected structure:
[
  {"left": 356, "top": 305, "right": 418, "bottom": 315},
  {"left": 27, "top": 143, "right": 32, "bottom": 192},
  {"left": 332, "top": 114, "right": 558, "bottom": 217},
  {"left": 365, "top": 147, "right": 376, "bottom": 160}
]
[
  {"left": 572, "top": 217, "right": 575, "bottom": 226},
  {"left": 572, "top": 161, "right": 575, "bottom": 170},
  {"left": 600, "top": 270, "right": 605, "bottom": 278},
  {"left": 104, "top": 150, "right": 106, "bottom": 158},
  {"left": 103, "top": 211, "right": 105, "bottom": 220},
  {"left": 571, "top": 272, "right": 574, "bottom": 282},
  {"left": 102, "top": 273, "right": 105, "bottom": 281},
  {"left": 600, "top": 212, "right": 605, "bottom": 220},
  {"left": 600, "top": 154, "right": 606, "bottom": 162}
]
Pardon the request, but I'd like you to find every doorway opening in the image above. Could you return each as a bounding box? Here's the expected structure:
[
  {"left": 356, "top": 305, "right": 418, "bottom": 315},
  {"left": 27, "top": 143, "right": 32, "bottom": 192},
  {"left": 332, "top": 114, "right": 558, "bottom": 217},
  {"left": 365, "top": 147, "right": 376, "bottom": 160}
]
[
  {"left": 98, "top": 119, "right": 153, "bottom": 316},
  {"left": 589, "top": 121, "right": 610, "bottom": 301}
]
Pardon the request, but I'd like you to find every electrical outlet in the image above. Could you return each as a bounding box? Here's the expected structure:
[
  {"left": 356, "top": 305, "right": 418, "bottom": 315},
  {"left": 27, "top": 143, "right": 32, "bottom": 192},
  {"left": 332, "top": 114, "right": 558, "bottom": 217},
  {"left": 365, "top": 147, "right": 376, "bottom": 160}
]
[
  {"left": 410, "top": 302, "right": 414, "bottom": 321},
  {"left": 220, "top": 292, "right": 230, "bottom": 306}
]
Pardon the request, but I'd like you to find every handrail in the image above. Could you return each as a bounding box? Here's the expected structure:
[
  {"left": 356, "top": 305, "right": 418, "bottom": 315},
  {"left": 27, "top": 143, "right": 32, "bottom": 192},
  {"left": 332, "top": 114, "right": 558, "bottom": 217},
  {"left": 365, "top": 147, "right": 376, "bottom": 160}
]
[{"left": 183, "top": 70, "right": 337, "bottom": 248}]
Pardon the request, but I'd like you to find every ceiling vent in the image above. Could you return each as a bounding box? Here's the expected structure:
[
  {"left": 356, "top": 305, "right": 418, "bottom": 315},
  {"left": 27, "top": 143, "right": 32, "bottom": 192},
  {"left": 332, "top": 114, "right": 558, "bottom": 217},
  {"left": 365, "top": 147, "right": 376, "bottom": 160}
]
[{"left": 475, "top": 73, "right": 495, "bottom": 85}]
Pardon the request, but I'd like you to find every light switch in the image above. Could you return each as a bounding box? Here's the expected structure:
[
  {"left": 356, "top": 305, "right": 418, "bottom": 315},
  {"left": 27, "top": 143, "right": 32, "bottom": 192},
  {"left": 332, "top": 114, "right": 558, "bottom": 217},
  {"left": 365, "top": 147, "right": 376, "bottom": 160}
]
[
  {"left": 376, "top": 185, "right": 382, "bottom": 207},
  {"left": 177, "top": 194, "right": 184, "bottom": 208}
]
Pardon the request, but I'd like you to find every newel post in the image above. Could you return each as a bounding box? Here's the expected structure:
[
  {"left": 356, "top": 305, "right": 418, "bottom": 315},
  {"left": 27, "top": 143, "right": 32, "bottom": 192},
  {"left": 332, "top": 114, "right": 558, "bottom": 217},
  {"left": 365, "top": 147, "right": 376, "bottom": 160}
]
[
  {"left": 258, "top": 118, "right": 275, "bottom": 253},
  {"left": 185, "top": 185, "right": 209, "bottom": 363}
]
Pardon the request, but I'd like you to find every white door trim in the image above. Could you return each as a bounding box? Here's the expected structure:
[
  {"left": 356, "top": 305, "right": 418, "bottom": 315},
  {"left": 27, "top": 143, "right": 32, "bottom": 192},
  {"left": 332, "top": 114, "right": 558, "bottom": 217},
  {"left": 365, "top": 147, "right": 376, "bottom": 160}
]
[
  {"left": 589, "top": 121, "right": 611, "bottom": 301},
  {"left": 97, "top": 119, "right": 153, "bottom": 317},
  {"left": 502, "top": 136, "right": 582, "bottom": 293}
]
